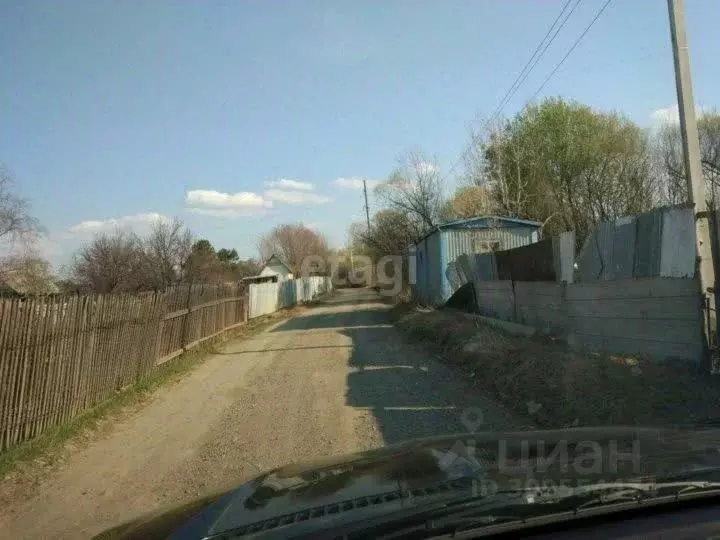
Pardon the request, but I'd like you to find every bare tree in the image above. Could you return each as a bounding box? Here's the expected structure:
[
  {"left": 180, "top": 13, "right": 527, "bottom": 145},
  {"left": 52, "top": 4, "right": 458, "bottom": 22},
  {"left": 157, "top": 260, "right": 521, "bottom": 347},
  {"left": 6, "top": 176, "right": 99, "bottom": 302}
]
[
  {"left": 361, "top": 209, "right": 419, "bottom": 258},
  {"left": 347, "top": 222, "right": 368, "bottom": 253},
  {"left": 655, "top": 112, "right": 720, "bottom": 208},
  {"left": 258, "top": 224, "right": 329, "bottom": 274},
  {"left": 655, "top": 122, "right": 682, "bottom": 204},
  {"left": 70, "top": 231, "right": 151, "bottom": 293},
  {"left": 375, "top": 150, "right": 444, "bottom": 234},
  {"left": 69, "top": 225, "right": 252, "bottom": 291},
  {"left": 0, "top": 167, "right": 40, "bottom": 245},
  {"left": 144, "top": 217, "right": 194, "bottom": 287}
]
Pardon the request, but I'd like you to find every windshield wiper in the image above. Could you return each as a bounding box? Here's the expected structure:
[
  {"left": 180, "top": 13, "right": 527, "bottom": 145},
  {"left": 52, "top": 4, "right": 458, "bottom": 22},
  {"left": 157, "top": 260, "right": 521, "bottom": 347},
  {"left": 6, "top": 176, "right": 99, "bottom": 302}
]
[
  {"left": 369, "top": 481, "right": 720, "bottom": 539},
  {"left": 573, "top": 481, "right": 720, "bottom": 509}
]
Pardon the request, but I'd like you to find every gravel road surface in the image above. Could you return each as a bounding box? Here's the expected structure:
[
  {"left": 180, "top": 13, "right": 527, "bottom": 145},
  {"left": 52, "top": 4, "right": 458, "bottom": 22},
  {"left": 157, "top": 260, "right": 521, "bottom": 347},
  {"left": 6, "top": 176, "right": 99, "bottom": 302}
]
[{"left": 0, "top": 288, "right": 516, "bottom": 538}]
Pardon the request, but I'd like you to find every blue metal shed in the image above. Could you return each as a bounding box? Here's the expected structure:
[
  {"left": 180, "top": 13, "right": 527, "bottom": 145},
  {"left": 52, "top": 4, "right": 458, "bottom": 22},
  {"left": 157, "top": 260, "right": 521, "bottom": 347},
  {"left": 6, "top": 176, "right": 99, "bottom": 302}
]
[{"left": 411, "top": 216, "right": 541, "bottom": 306}]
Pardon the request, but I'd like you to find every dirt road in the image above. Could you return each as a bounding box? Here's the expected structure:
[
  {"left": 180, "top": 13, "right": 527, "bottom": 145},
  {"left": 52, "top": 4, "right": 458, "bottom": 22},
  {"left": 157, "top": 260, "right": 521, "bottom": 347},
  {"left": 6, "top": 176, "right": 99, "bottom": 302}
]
[{"left": 0, "top": 288, "right": 516, "bottom": 539}]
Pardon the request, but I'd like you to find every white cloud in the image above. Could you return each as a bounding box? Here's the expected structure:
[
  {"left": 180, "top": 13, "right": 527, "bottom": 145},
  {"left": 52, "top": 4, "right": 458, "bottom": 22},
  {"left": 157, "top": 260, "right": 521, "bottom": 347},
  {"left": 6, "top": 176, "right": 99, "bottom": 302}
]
[
  {"left": 188, "top": 208, "right": 269, "bottom": 219},
  {"left": 186, "top": 189, "right": 271, "bottom": 209},
  {"left": 186, "top": 185, "right": 330, "bottom": 212},
  {"left": 651, "top": 104, "right": 708, "bottom": 125},
  {"left": 265, "top": 178, "right": 314, "bottom": 191},
  {"left": 37, "top": 212, "right": 172, "bottom": 268},
  {"left": 68, "top": 212, "right": 170, "bottom": 233},
  {"left": 264, "top": 189, "right": 331, "bottom": 205},
  {"left": 333, "top": 177, "right": 380, "bottom": 190}
]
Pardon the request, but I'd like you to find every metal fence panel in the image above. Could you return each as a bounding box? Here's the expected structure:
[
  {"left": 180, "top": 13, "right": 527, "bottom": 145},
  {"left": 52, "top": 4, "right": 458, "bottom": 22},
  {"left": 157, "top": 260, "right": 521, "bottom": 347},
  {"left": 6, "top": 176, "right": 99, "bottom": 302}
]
[
  {"left": 660, "top": 206, "right": 695, "bottom": 278},
  {"left": 634, "top": 210, "right": 663, "bottom": 278},
  {"left": 575, "top": 206, "right": 695, "bottom": 281},
  {"left": 249, "top": 282, "right": 280, "bottom": 319},
  {"left": 609, "top": 222, "right": 636, "bottom": 280}
]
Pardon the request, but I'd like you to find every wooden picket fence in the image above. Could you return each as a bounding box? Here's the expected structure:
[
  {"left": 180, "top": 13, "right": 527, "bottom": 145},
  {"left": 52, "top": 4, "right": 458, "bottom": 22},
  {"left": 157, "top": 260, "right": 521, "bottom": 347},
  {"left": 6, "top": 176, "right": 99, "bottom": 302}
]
[{"left": 0, "top": 283, "right": 247, "bottom": 451}]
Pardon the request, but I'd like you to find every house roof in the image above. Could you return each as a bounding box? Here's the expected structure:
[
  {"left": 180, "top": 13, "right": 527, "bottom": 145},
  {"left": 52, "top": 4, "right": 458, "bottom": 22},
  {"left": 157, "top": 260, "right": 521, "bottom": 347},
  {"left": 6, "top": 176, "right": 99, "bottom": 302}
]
[
  {"left": 262, "top": 254, "right": 293, "bottom": 273},
  {"left": 414, "top": 215, "right": 542, "bottom": 244}
]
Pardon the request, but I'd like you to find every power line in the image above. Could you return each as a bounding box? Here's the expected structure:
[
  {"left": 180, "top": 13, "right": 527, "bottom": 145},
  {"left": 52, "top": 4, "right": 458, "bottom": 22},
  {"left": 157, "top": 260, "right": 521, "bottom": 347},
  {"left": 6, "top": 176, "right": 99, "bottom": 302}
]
[
  {"left": 488, "top": 0, "right": 581, "bottom": 123},
  {"left": 440, "top": 0, "right": 584, "bottom": 184},
  {"left": 528, "top": 0, "right": 613, "bottom": 102}
]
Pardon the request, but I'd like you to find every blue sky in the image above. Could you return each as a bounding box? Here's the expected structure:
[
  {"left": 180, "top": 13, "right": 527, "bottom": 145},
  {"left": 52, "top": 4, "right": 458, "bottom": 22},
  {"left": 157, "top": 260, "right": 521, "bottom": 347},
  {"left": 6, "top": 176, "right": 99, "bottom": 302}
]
[{"left": 2, "top": 0, "right": 719, "bottom": 268}]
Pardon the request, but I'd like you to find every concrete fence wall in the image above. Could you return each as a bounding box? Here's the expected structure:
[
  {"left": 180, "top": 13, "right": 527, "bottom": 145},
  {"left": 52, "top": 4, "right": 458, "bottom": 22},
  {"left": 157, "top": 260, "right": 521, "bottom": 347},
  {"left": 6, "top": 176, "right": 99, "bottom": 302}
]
[
  {"left": 514, "top": 281, "right": 567, "bottom": 333},
  {"left": 565, "top": 278, "right": 703, "bottom": 361},
  {"left": 472, "top": 277, "right": 703, "bottom": 362},
  {"left": 474, "top": 280, "right": 515, "bottom": 321},
  {"left": 248, "top": 276, "right": 332, "bottom": 319}
]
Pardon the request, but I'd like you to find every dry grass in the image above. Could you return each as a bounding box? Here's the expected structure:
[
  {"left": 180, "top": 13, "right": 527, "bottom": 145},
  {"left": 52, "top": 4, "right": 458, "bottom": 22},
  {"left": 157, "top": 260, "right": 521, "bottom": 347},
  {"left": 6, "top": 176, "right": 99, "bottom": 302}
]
[{"left": 394, "top": 307, "right": 720, "bottom": 430}]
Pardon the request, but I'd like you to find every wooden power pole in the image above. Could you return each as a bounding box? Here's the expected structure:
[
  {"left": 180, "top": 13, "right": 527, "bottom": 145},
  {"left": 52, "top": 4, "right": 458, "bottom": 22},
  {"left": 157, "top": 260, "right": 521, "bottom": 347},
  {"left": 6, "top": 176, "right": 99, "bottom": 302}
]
[{"left": 362, "top": 179, "right": 371, "bottom": 230}]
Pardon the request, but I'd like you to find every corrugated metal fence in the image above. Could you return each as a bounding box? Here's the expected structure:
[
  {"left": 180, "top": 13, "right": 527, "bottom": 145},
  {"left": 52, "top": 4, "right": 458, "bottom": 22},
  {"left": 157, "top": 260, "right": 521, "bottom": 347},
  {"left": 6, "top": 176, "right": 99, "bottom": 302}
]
[
  {"left": 248, "top": 276, "right": 333, "bottom": 319},
  {"left": 574, "top": 205, "right": 696, "bottom": 281}
]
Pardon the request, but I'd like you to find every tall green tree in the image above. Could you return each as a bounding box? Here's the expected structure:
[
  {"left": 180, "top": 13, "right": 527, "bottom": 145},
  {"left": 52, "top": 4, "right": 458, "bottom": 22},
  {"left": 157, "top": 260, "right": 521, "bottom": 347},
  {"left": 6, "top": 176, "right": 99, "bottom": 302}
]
[
  {"left": 217, "top": 248, "right": 239, "bottom": 263},
  {"left": 472, "top": 98, "right": 655, "bottom": 242},
  {"left": 185, "top": 238, "right": 220, "bottom": 282}
]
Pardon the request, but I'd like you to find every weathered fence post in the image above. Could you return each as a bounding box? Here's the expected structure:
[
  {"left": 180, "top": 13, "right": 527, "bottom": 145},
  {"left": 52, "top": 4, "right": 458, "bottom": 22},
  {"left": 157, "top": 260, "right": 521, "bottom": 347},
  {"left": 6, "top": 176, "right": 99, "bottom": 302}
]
[{"left": 180, "top": 283, "right": 193, "bottom": 351}]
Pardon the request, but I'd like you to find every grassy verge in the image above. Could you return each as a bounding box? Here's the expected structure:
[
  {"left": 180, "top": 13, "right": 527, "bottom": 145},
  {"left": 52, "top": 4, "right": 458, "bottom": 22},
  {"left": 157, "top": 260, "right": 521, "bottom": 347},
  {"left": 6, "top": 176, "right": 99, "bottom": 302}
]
[
  {"left": 0, "top": 307, "right": 302, "bottom": 480},
  {"left": 392, "top": 305, "right": 720, "bottom": 430}
]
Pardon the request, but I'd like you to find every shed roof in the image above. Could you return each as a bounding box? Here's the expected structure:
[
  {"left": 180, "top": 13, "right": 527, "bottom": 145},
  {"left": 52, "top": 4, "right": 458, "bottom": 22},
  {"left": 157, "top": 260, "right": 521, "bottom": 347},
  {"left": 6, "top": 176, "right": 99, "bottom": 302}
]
[
  {"left": 242, "top": 274, "right": 277, "bottom": 282},
  {"left": 414, "top": 215, "right": 541, "bottom": 244}
]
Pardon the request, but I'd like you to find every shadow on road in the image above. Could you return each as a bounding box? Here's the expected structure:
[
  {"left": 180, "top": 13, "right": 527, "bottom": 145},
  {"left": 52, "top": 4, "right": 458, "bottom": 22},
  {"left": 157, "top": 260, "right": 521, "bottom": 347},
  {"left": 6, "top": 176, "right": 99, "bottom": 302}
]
[
  {"left": 340, "top": 324, "right": 478, "bottom": 445},
  {"left": 270, "top": 309, "right": 392, "bottom": 332},
  {"left": 272, "top": 288, "right": 513, "bottom": 445}
]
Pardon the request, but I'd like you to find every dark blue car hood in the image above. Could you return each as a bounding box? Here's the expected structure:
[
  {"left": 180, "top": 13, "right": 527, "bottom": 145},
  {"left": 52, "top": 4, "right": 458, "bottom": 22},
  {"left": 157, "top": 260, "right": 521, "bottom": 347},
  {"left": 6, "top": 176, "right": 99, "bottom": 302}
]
[{"left": 94, "top": 426, "right": 720, "bottom": 539}]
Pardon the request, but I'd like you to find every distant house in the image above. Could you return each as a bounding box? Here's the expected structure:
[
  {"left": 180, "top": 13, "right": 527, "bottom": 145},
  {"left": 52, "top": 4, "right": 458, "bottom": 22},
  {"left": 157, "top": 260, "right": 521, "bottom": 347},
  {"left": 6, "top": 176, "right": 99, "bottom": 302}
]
[
  {"left": 242, "top": 255, "right": 294, "bottom": 285},
  {"left": 411, "top": 216, "right": 541, "bottom": 307},
  {"left": 260, "top": 254, "right": 294, "bottom": 281}
]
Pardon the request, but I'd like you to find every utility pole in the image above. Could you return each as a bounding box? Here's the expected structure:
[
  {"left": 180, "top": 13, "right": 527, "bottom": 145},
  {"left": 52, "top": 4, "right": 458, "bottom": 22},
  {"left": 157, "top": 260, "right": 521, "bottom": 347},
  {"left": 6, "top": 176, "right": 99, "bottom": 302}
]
[
  {"left": 362, "top": 179, "right": 371, "bottom": 230},
  {"left": 668, "top": 0, "right": 717, "bottom": 364},
  {"left": 347, "top": 228, "right": 355, "bottom": 272}
]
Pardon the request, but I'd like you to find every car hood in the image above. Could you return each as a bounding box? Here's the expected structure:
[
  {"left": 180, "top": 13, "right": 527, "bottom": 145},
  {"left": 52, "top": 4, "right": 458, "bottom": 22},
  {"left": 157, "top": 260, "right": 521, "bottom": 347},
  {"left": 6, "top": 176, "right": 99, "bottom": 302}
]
[{"left": 95, "top": 426, "right": 720, "bottom": 539}]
